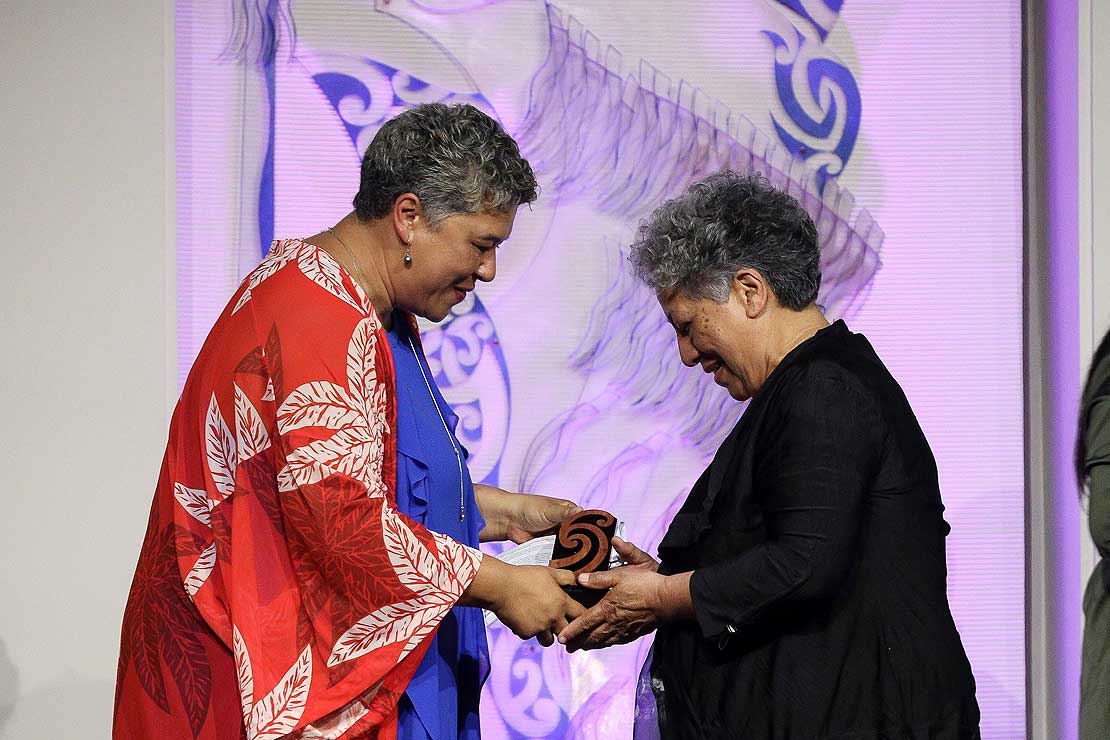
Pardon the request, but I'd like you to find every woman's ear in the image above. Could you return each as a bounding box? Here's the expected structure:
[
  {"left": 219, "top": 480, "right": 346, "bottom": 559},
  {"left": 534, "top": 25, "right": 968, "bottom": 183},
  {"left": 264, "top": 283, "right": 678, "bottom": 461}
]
[
  {"left": 392, "top": 193, "right": 422, "bottom": 244},
  {"left": 733, "top": 268, "right": 769, "bottom": 318}
]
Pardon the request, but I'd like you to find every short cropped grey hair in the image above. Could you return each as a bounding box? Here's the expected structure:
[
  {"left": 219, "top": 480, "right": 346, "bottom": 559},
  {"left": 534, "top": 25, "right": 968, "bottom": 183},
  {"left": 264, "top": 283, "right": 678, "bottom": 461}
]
[
  {"left": 353, "top": 103, "right": 539, "bottom": 225},
  {"left": 629, "top": 171, "right": 820, "bottom": 309}
]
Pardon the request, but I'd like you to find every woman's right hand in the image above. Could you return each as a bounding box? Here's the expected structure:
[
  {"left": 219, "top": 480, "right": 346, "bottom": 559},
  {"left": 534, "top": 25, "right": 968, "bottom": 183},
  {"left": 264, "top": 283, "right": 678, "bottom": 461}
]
[
  {"left": 612, "top": 536, "right": 660, "bottom": 572},
  {"left": 460, "top": 557, "right": 584, "bottom": 645}
]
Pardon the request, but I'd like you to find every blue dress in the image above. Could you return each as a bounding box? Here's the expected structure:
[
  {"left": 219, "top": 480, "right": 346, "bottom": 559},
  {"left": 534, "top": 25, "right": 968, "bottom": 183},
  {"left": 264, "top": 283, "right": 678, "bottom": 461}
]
[{"left": 387, "top": 316, "right": 489, "bottom": 740}]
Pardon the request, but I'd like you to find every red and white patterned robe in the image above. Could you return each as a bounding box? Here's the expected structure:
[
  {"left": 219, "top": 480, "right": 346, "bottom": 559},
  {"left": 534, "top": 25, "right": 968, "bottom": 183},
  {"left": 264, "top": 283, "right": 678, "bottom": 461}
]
[{"left": 114, "top": 239, "right": 483, "bottom": 740}]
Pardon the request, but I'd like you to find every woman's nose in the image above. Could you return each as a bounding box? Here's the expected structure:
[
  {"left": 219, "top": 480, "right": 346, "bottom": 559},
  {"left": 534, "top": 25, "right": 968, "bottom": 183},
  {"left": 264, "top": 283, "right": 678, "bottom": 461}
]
[
  {"left": 677, "top": 336, "right": 699, "bottom": 367},
  {"left": 476, "top": 251, "right": 497, "bottom": 282}
]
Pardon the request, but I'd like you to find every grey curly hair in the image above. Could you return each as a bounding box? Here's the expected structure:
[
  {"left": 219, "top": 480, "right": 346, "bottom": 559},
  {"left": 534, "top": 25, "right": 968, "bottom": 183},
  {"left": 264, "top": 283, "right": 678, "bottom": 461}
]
[
  {"left": 629, "top": 171, "right": 821, "bottom": 309},
  {"left": 353, "top": 103, "right": 539, "bottom": 225}
]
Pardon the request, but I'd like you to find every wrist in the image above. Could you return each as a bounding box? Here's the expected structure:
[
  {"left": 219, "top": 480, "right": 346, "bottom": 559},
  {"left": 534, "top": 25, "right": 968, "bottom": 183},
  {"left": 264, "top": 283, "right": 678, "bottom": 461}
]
[
  {"left": 460, "top": 555, "right": 511, "bottom": 611},
  {"left": 653, "top": 572, "right": 694, "bottom": 622},
  {"left": 476, "top": 485, "right": 512, "bottom": 542}
]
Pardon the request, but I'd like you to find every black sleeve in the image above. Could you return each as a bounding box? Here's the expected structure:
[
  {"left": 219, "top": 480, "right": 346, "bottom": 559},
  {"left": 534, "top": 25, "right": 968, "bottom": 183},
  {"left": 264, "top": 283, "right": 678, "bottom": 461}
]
[{"left": 689, "top": 365, "right": 883, "bottom": 639}]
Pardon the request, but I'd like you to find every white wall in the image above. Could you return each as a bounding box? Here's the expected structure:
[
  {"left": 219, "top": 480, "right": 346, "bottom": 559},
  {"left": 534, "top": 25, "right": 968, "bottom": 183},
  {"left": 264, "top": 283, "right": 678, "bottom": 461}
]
[
  {"left": 1081, "top": 1, "right": 1110, "bottom": 385},
  {"left": 0, "top": 2, "right": 172, "bottom": 738},
  {"left": 1079, "top": 1, "right": 1110, "bottom": 590}
]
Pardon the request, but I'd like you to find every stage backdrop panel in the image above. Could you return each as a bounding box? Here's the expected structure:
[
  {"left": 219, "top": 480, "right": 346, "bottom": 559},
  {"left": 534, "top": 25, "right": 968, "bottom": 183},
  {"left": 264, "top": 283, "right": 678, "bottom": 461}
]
[{"left": 175, "top": 1, "right": 1024, "bottom": 737}]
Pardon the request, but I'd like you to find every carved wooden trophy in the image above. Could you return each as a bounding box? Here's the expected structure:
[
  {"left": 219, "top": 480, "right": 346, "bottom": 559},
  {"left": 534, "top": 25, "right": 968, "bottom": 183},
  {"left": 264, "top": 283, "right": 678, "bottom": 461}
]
[{"left": 549, "top": 509, "right": 617, "bottom": 607}]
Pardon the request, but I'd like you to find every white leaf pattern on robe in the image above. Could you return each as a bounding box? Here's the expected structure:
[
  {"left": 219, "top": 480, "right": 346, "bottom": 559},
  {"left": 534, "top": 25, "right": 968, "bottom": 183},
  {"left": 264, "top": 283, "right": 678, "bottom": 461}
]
[
  {"left": 262, "top": 378, "right": 275, "bottom": 402},
  {"left": 235, "top": 384, "right": 271, "bottom": 463},
  {"left": 346, "top": 318, "right": 379, "bottom": 406},
  {"left": 205, "top": 394, "right": 237, "bottom": 500},
  {"left": 249, "top": 645, "right": 312, "bottom": 740},
  {"left": 298, "top": 247, "right": 363, "bottom": 313},
  {"left": 173, "top": 482, "right": 212, "bottom": 527},
  {"left": 233, "top": 291, "right": 253, "bottom": 315},
  {"left": 364, "top": 384, "right": 390, "bottom": 444},
  {"left": 327, "top": 595, "right": 452, "bottom": 667},
  {"left": 383, "top": 510, "right": 454, "bottom": 595},
  {"left": 277, "top": 318, "right": 479, "bottom": 674},
  {"left": 432, "top": 530, "right": 482, "bottom": 588},
  {"left": 294, "top": 687, "right": 378, "bottom": 740},
  {"left": 233, "top": 626, "right": 254, "bottom": 725},
  {"left": 276, "top": 428, "right": 380, "bottom": 493},
  {"left": 397, "top": 599, "right": 454, "bottom": 661},
  {"left": 232, "top": 240, "right": 300, "bottom": 314},
  {"left": 183, "top": 543, "right": 217, "bottom": 599},
  {"left": 276, "top": 381, "right": 364, "bottom": 436},
  {"left": 275, "top": 319, "right": 391, "bottom": 497}
]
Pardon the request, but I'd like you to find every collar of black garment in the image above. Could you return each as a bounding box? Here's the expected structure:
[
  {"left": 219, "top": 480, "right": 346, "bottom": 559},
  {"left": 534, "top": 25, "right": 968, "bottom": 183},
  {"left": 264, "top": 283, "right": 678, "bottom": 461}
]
[{"left": 657, "top": 319, "right": 851, "bottom": 559}]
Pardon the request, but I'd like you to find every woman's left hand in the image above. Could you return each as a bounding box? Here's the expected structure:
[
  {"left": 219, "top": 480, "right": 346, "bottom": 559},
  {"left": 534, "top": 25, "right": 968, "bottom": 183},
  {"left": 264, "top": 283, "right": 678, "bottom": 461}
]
[
  {"left": 477, "top": 485, "right": 581, "bottom": 543},
  {"left": 558, "top": 542, "right": 692, "bottom": 651},
  {"left": 556, "top": 567, "right": 666, "bottom": 651},
  {"left": 504, "top": 492, "right": 582, "bottom": 544}
]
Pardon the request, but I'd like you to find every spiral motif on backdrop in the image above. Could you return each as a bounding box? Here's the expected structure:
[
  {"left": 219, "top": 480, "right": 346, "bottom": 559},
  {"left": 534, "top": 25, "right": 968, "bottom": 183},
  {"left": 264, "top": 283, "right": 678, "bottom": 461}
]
[
  {"left": 764, "top": 23, "right": 861, "bottom": 193},
  {"left": 312, "top": 57, "right": 494, "bottom": 160},
  {"left": 772, "top": 0, "right": 844, "bottom": 41},
  {"left": 416, "top": 293, "right": 512, "bottom": 486},
  {"left": 549, "top": 510, "right": 617, "bottom": 574}
]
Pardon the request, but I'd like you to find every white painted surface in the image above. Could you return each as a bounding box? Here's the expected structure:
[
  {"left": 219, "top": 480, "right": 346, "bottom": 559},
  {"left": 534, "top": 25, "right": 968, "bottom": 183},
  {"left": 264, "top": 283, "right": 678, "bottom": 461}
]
[{"left": 0, "top": 2, "right": 172, "bottom": 738}]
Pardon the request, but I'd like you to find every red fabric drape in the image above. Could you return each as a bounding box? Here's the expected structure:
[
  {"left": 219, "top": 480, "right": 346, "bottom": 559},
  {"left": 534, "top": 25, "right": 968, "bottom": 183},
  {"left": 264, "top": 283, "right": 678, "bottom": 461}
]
[{"left": 114, "top": 239, "right": 482, "bottom": 740}]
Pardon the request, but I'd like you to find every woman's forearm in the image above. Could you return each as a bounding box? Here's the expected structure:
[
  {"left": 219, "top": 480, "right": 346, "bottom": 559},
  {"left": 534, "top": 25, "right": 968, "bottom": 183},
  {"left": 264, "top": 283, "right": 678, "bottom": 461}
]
[
  {"left": 474, "top": 485, "right": 581, "bottom": 543},
  {"left": 475, "top": 484, "right": 510, "bottom": 542}
]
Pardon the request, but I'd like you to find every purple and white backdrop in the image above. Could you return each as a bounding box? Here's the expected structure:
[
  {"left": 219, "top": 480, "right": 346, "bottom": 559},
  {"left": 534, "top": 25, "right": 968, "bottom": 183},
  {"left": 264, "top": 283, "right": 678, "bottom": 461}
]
[{"left": 175, "top": 1, "right": 1025, "bottom": 737}]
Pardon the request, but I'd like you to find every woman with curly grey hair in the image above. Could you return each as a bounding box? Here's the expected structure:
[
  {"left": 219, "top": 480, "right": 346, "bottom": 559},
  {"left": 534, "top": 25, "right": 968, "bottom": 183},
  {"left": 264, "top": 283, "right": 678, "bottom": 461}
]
[
  {"left": 114, "top": 103, "right": 584, "bottom": 740},
  {"left": 559, "top": 171, "right": 981, "bottom": 739}
]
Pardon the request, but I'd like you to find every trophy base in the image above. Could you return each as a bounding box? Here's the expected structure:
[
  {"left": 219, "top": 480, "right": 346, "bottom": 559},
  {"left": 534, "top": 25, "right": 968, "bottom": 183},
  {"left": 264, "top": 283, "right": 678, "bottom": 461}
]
[{"left": 563, "top": 584, "right": 608, "bottom": 608}]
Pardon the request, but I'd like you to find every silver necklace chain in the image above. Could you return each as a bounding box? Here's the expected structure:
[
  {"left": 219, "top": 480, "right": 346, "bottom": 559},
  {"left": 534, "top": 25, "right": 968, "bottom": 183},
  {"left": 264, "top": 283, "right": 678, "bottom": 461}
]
[
  {"left": 408, "top": 336, "right": 466, "bottom": 522},
  {"left": 326, "top": 227, "right": 372, "bottom": 302}
]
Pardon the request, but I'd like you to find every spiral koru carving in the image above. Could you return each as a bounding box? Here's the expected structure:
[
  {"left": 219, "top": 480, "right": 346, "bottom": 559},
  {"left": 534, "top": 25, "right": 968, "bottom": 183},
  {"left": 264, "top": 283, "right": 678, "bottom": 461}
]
[{"left": 549, "top": 509, "right": 616, "bottom": 575}]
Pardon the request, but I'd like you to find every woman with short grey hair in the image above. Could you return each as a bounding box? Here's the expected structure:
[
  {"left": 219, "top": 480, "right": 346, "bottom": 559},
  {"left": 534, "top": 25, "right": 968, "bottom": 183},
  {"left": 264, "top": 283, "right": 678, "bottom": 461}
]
[
  {"left": 115, "top": 103, "right": 584, "bottom": 740},
  {"left": 560, "top": 171, "right": 981, "bottom": 739}
]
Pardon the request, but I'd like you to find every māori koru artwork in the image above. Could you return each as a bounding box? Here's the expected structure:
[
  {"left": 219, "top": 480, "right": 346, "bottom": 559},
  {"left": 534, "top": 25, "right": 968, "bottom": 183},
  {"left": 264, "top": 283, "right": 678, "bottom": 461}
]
[{"left": 549, "top": 509, "right": 617, "bottom": 607}]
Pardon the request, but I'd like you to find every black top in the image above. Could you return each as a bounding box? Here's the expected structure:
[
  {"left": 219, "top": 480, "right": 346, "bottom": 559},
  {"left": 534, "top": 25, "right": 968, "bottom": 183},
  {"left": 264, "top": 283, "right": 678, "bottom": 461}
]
[{"left": 651, "top": 320, "right": 980, "bottom": 740}]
